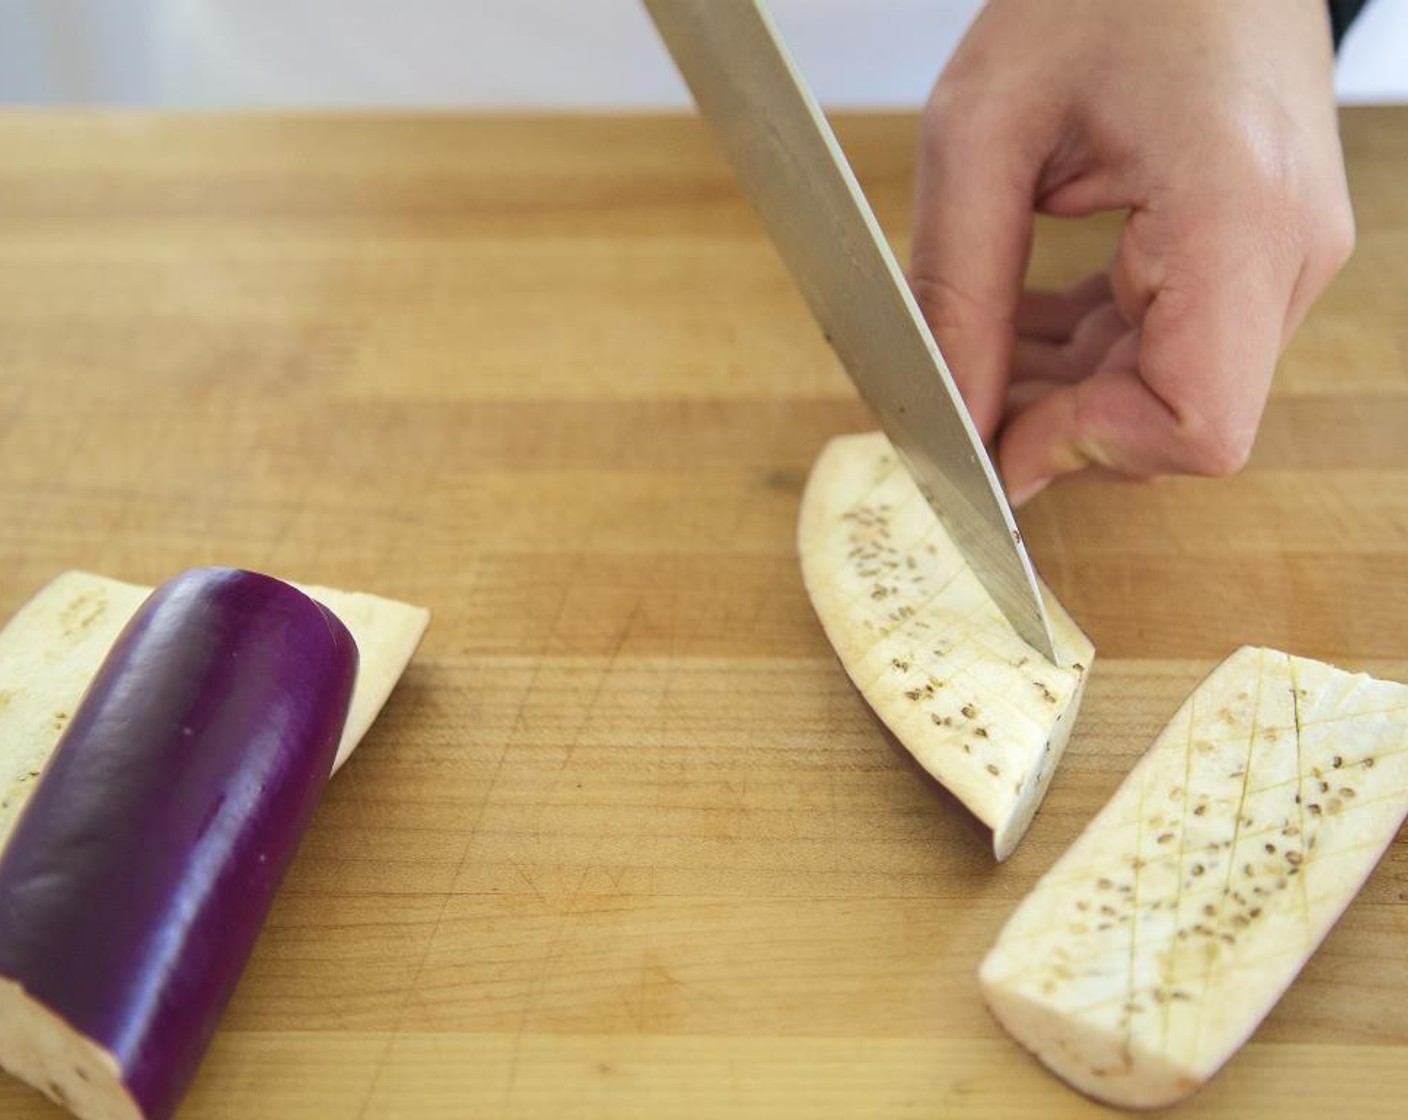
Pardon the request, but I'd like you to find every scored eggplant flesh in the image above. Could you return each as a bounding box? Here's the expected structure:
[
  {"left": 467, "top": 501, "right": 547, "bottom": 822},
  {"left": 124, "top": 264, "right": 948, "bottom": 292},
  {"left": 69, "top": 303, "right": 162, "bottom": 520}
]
[{"left": 798, "top": 431, "right": 1094, "bottom": 860}]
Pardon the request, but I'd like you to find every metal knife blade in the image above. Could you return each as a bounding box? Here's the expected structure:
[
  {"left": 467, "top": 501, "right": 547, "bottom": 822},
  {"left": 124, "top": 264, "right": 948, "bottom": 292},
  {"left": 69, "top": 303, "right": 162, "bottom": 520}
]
[{"left": 643, "top": 0, "right": 1057, "bottom": 660}]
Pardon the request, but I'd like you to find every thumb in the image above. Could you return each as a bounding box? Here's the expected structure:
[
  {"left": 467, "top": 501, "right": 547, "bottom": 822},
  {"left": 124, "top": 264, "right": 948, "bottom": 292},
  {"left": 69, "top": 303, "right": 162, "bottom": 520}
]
[{"left": 909, "top": 99, "right": 1037, "bottom": 440}]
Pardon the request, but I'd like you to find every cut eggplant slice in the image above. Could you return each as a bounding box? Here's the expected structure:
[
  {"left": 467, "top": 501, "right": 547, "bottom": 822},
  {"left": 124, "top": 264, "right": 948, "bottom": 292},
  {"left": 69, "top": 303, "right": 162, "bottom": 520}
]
[
  {"left": 980, "top": 646, "right": 1408, "bottom": 1109},
  {"left": 0, "top": 569, "right": 359, "bottom": 1120},
  {"left": 0, "top": 569, "right": 430, "bottom": 852},
  {"left": 798, "top": 431, "right": 1094, "bottom": 859}
]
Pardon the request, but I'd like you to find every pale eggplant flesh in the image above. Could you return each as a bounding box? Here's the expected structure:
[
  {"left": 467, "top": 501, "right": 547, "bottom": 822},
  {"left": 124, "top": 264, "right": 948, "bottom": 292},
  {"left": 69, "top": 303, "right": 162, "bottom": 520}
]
[
  {"left": 798, "top": 431, "right": 1094, "bottom": 860},
  {"left": 0, "top": 568, "right": 357, "bottom": 1120},
  {"left": 0, "top": 569, "right": 433, "bottom": 851},
  {"left": 981, "top": 646, "right": 1408, "bottom": 1108}
]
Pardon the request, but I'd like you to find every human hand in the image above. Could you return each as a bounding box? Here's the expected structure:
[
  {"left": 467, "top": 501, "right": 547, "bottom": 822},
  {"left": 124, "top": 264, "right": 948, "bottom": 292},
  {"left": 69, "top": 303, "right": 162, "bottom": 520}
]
[{"left": 910, "top": 0, "right": 1355, "bottom": 504}]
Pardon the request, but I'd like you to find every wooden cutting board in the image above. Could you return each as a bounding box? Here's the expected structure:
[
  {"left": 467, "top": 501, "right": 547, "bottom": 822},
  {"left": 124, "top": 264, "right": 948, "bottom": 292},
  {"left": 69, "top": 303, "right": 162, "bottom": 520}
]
[{"left": 0, "top": 109, "right": 1405, "bottom": 1118}]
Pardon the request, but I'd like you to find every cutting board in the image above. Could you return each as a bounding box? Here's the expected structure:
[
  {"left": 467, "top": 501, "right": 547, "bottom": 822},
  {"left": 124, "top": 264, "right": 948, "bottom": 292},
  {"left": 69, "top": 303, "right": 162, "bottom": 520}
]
[{"left": 0, "top": 109, "right": 1405, "bottom": 1118}]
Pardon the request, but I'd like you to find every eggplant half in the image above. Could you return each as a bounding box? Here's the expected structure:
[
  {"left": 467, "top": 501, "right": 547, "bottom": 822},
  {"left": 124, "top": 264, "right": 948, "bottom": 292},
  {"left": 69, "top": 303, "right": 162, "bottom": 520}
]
[{"left": 0, "top": 568, "right": 357, "bottom": 1120}]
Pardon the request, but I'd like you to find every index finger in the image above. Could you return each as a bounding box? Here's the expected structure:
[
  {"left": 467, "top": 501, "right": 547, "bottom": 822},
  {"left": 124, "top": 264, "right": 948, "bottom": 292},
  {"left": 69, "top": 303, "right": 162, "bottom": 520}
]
[{"left": 909, "top": 99, "right": 1039, "bottom": 439}]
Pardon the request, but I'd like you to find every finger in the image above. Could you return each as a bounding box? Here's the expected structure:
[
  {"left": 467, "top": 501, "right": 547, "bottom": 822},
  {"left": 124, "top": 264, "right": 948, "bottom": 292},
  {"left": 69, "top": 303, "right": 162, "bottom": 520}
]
[
  {"left": 1015, "top": 292, "right": 1083, "bottom": 343},
  {"left": 1049, "top": 197, "right": 1294, "bottom": 487},
  {"left": 1011, "top": 300, "right": 1131, "bottom": 384},
  {"left": 998, "top": 234, "right": 1288, "bottom": 503},
  {"left": 1003, "top": 377, "right": 1065, "bottom": 417},
  {"left": 998, "top": 377, "right": 1154, "bottom": 490},
  {"left": 911, "top": 99, "right": 1039, "bottom": 439},
  {"left": 1108, "top": 203, "right": 1291, "bottom": 445},
  {"left": 1014, "top": 272, "right": 1112, "bottom": 342},
  {"left": 1011, "top": 338, "right": 1082, "bottom": 385},
  {"left": 998, "top": 331, "right": 1181, "bottom": 503}
]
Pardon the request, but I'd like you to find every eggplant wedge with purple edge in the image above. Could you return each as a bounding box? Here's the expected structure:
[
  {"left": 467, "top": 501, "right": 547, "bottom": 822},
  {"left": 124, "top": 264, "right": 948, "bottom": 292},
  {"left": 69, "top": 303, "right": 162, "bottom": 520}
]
[
  {"left": 0, "top": 568, "right": 432, "bottom": 848},
  {"left": 0, "top": 568, "right": 358, "bottom": 1120}
]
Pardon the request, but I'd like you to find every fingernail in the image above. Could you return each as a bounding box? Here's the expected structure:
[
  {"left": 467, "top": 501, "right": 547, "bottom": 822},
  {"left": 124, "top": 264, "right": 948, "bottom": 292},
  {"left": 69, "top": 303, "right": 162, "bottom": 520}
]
[{"left": 1008, "top": 477, "right": 1051, "bottom": 509}]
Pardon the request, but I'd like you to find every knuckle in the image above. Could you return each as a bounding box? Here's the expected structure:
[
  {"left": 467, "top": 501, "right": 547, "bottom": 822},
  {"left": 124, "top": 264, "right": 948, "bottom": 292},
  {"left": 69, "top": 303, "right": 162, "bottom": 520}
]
[
  {"left": 1175, "top": 418, "right": 1255, "bottom": 478},
  {"left": 922, "top": 79, "right": 960, "bottom": 129},
  {"left": 909, "top": 271, "right": 984, "bottom": 331},
  {"left": 1316, "top": 195, "right": 1357, "bottom": 272},
  {"left": 921, "top": 77, "right": 997, "bottom": 160}
]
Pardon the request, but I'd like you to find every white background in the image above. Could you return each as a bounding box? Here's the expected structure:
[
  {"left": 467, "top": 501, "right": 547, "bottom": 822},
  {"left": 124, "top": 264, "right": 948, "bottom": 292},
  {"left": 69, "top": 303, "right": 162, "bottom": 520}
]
[{"left": 0, "top": 0, "right": 1404, "bottom": 108}]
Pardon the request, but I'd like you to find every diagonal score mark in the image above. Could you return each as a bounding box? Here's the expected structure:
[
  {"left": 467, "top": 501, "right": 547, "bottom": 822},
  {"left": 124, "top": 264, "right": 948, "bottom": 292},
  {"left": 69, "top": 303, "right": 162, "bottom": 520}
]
[
  {"left": 1192, "top": 647, "right": 1269, "bottom": 1065},
  {"left": 997, "top": 778, "right": 1408, "bottom": 966},
  {"left": 1290, "top": 663, "right": 1313, "bottom": 943},
  {"left": 1188, "top": 703, "right": 1404, "bottom": 751},
  {"left": 1004, "top": 814, "right": 1408, "bottom": 1025},
  {"left": 1160, "top": 690, "right": 1200, "bottom": 1053},
  {"left": 1123, "top": 761, "right": 1148, "bottom": 1063},
  {"left": 992, "top": 686, "right": 1408, "bottom": 1012},
  {"left": 851, "top": 562, "right": 976, "bottom": 683},
  {"left": 811, "top": 453, "right": 948, "bottom": 603},
  {"left": 980, "top": 809, "right": 1408, "bottom": 1008},
  {"left": 1007, "top": 936, "right": 1320, "bottom": 1023}
]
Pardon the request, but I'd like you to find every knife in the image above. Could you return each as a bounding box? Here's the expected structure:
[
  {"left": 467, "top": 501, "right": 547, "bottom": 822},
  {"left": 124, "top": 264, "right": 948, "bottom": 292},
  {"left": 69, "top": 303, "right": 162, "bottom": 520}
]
[{"left": 643, "top": 0, "right": 1058, "bottom": 661}]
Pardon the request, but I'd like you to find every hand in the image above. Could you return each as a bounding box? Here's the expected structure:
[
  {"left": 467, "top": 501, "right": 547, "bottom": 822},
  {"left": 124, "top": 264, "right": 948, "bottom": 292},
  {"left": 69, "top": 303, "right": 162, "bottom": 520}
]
[{"left": 910, "top": 0, "right": 1355, "bottom": 504}]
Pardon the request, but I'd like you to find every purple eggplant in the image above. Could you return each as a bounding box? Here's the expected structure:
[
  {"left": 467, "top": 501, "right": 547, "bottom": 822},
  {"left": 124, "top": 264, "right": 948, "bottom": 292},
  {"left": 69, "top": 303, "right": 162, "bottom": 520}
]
[{"left": 0, "top": 568, "right": 357, "bottom": 1120}]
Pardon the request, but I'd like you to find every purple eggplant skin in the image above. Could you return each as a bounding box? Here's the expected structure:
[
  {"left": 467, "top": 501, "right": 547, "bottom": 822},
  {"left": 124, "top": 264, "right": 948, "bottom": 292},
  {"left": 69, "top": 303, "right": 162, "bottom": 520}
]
[{"left": 0, "top": 567, "right": 357, "bottom": 1120}]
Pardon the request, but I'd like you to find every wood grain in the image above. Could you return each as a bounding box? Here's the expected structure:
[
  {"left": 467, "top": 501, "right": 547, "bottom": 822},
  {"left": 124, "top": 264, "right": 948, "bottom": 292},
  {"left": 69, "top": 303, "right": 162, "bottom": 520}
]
[{"left": 1, "top": 108, "right": 1406, "bottom": 1118}]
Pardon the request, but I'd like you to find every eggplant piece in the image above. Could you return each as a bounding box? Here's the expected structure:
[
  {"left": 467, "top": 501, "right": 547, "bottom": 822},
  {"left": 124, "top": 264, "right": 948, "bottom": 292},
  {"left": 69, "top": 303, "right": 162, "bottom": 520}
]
[
  {"left": 0, "top": 570, "right": 431, "bottom": 853},
  {"left": 798, "top": 431, "right": 1094, "bottom": 860},
  {"left": 0, "top": 568, "right": 357, "bottom": 1120},
  {"left": 981, "top": 646, "right": 1408, "bottom": 1107}
]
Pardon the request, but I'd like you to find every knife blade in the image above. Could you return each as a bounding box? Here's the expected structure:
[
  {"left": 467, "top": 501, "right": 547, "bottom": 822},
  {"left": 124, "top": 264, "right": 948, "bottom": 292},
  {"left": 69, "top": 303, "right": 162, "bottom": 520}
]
[{"left": 644, "top": 0, "right": 1058, "bottom": 661}]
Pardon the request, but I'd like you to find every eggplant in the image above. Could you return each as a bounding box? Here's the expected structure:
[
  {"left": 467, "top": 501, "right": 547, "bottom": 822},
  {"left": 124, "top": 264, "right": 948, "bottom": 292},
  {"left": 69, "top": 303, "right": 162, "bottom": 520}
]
[
  {"left": 0, "top": 568, "right": 357, "bottom": 1120},
  {"left": 1, "top": 570, "right": 432, "bottom": 853},
  {"left": 797, "top": 430, "right": 1095, "bottom": 860},
  {"left": 981, "top": 646, "right": 1408, "bottom": 1108}
]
